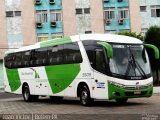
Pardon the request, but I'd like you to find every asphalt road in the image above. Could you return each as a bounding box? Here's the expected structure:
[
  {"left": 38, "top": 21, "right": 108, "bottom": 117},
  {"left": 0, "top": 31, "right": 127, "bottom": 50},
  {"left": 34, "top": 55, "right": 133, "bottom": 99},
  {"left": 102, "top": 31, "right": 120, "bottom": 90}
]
[
  {"left": 0, "top": 92, "right": 160, "bottom": 120},
  {"left": 0, "top": 92, "right": 22, "bottom": 99}
]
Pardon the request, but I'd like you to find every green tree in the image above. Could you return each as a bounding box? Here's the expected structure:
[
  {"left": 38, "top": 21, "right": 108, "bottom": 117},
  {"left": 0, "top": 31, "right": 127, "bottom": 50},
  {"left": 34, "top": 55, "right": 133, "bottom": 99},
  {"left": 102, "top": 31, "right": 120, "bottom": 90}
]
[
  {"left": 117, "top": 31, "right": 144, "bottom": 41},
  {"left": 144, "top": 26, "right": 160, "bottom": 85}
]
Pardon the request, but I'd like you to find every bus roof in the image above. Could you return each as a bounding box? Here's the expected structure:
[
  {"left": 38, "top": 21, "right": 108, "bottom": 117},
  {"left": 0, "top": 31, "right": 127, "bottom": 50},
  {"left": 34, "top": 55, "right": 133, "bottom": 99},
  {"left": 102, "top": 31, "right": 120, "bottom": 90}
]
[
  {"left": 5, "top": 34, "right": 143, "bottom": 54},
  {"left": 71, "top": 34, "right": 143, "bottom": 44}
]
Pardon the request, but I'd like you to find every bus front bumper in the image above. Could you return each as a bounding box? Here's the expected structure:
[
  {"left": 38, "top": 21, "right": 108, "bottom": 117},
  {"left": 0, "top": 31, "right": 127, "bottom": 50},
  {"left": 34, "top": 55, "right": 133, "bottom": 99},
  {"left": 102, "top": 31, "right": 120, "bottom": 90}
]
[{"left": 108, "top": 82, "right": 153, "bottom": 100}]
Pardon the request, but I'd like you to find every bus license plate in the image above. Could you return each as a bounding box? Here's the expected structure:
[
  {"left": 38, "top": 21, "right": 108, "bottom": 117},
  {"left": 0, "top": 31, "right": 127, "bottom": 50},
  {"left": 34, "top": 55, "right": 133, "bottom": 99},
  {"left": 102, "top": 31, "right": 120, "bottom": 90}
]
[{"left": 134, "top": 91, "right": 141, "bottom": 95}]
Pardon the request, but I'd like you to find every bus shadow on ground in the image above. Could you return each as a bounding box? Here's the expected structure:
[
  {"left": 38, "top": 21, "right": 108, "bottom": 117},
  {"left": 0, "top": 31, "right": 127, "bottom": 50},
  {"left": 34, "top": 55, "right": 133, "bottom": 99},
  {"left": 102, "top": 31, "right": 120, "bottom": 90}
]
[{"left": 16, "top": 97, "right": 149, "bottom": 107}]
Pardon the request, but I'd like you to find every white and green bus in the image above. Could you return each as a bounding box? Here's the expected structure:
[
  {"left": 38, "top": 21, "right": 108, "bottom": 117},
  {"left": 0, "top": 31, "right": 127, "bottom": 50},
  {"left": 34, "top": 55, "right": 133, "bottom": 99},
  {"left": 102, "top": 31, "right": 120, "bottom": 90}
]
[{"left": 3, "top": 34, "right": 159, "bottom": 106}]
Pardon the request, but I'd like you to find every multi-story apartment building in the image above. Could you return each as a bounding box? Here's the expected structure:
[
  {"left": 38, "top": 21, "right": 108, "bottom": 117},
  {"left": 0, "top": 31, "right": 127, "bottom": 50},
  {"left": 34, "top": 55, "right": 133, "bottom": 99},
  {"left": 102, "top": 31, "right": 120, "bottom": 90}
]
[
  {"left": 0, "top": 0, "right": 37, "bottom": 88},
  {"left": 35, "top": 0, "right": 104, "bottom": 42},
  {"left": 35, "top": 0, "right": 63, "bottom": 41},
  {"left": 0, "top": 0, "right": 6, "bottom": 88},
  {"left": 103, "top": 0, "right": 140, "bottom": 33},
  {"left": 139, "top": 0, "right": 160, "bottom": 35}
]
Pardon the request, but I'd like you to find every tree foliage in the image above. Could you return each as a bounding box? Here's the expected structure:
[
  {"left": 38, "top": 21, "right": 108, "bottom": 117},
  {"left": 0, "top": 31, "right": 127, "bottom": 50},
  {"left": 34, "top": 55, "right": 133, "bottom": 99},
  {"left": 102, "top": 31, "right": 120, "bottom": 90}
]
[
  {"left": 144, "top": 26, "right": 160, "bottom": 70},
  {"left": 117, "top": 31, "right": 144, "bottom": 41}
]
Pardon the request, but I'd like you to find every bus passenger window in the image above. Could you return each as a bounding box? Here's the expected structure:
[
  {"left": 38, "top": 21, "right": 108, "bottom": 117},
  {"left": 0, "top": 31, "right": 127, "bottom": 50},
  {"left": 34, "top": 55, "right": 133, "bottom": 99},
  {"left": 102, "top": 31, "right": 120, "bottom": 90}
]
[
  {"left": 48, "top": 45, "right": 63, "bottom": 65},
  {"left": 34, "top": 48, "right": 48, "bottom": 66},
  {"left": 63, "top": 42, "right": 82, "bottom": 64},
  {"left": 21, "top": 51, "right": 31, "bottom": 68},
  {"left": 95, "top": 49, "right": 106, "bottom": 74}
]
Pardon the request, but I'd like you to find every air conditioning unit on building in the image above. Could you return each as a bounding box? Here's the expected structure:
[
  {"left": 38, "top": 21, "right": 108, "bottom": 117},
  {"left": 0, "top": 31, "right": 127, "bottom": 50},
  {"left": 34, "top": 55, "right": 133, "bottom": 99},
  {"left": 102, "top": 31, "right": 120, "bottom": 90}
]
[
  {"left": 49, "top": 0, "right": 55, "bottom": 4},
  {"left": 104, "top": 19, "right": 111, "bottom": 25},
  {"left": 118, "top": 19, "right": 124, "bottom": 25},
  {"left": 51, "top": 21, "right": 56, "bottom": 27},
  {"left": 117, "top": 0, "right": 123, "bottom": 2},
  {"left": 36, "top": 22, "right": 42, "bottom": 28},
  {"left": 35, "top": 0, "right": 41, "bottom": 5},
  {"left": 104, "top": 0, "right": 109, "bottom": 2}
]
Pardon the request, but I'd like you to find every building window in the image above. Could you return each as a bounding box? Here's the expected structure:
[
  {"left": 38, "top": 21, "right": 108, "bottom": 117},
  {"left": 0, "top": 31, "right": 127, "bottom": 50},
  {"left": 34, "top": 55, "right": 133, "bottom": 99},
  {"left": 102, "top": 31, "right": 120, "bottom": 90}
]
[
  {"left": 151, "top": 6, "right": 160, "bottom": 17},
  {"left": 76, "top": 8, "right": 83, "bottom": 14},
  {"left": 6, "top": 11, "right": 14, "bottom": 17},
  {"left": 50, "top": 11, "right": 62, "bottom": 21},
  {"left": 37, "top": 34, "right": 49, "bottom": 42},
  {"left": 6, "top": 11, "right": 21, "bottom": 17},
  {"left": 15, "top": 11, "right": 21, "bottom": 16},
  {"left": 36, "top": 11, "right": 48, "bottom": 23},
  {"left": 104, "top": 9, "right": 115, "bottom": 20},
  {"left": 140, "top": 6, "right": 147, "bottom": 12},
  {"left": 85, "top": 31, "right": 92, "bottom": 34},
  {"left": 84, "top": 8, "right": 90, "bottom": 14},
  {"left": 118, "top": 8, "right": 129, "bottom": 19}
]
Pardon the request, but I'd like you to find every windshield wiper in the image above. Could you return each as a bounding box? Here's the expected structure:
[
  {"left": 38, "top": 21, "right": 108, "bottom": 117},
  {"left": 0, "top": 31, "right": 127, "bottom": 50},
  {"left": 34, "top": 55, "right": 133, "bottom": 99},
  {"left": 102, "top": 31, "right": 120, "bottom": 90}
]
[
  {"left": 125, "top": 48, "right": 147, "bottom": 78},
  {"left": 125, "top": 55, "right": 137, "bottom": 77}
]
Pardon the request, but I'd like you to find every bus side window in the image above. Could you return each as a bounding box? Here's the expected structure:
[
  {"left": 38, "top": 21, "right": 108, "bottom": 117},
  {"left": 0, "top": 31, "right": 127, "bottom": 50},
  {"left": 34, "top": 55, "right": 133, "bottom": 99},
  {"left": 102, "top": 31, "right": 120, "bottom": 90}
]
[
  {"left": 22, "top": 51, "right": 31, "bottom": 68},
  {"left": 63, "top": 42, "right": 82, "bottom": 64},
  {"left": 48, "top": 45, "right": 63, "bottom": 65},
  {"left": 4, "top": 54, "right": 12, "bottom": 68},
  {"left": 34, "top": 48, "right": 48, "bottom": 67},
  {"left": 16, "top": 52, "right": 22, "bottom": 68},
  {"left": 95, "top": 49, "right": 107, "bottom": 74},
  {"left": 30, "top": 50, "right": 36, "bottom": 67}
]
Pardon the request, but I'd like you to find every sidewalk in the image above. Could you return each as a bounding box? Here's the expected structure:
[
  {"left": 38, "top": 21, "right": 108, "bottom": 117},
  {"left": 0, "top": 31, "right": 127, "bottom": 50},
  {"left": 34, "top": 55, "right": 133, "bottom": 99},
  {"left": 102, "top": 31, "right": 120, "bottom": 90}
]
[{"left": 153, "top": 87, "right": 160, "bottom": 94}]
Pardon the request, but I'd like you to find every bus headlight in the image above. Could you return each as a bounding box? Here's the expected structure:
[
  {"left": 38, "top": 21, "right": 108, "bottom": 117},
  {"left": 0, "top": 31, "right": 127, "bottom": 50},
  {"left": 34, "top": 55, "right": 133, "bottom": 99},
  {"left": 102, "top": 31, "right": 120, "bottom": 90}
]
[{"left": 108, "top": 81, "right": 125, "bottom": 88}]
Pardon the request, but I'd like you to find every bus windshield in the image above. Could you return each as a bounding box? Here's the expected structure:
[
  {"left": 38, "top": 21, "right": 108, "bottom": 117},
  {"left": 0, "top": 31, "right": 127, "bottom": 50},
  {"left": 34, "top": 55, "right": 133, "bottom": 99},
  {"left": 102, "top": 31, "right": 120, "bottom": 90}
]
[{"left": 109, "top": 44, "right": 151, "bottom": 79}]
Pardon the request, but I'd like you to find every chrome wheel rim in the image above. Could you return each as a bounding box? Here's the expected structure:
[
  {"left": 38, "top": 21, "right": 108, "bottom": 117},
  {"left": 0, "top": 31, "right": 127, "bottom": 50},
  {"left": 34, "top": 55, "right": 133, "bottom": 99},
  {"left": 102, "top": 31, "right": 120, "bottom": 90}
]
[
  {"left": 24, "top": 88, "right": 29, "bottom": 100},
  {"left": 81, "top": 90, "right": 88, "bottom": 105}
]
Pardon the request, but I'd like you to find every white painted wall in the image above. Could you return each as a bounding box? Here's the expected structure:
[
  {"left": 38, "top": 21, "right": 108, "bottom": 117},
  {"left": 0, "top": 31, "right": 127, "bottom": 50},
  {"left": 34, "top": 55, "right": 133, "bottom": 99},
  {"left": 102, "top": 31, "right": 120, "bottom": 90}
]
[
  {"left": 5, "top": 0, "right": 23, "bottom": 48},
  {"left": 140, "top": 0, "right": 160, "bottom": 34},
  {"left": 75, "top": 0, "right": 91, "bottom": 34}
]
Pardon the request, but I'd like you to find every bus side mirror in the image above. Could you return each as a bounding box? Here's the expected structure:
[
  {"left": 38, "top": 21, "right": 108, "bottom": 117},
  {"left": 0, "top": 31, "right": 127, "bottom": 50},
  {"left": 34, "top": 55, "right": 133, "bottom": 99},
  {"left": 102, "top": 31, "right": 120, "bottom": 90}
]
[
  {"left": 97, "top": 42, "right": 113, "bottom": 58},
  {"left": 144, "top": 44, "right": 159, "bottom": 60}
]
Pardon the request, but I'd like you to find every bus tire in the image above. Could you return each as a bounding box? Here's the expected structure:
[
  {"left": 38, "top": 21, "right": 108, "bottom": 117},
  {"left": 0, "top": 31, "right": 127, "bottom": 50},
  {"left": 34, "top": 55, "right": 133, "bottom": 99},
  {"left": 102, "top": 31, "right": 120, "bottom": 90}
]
[
  {"left": 115, "top": 98, "right": 128, "bottom": 104},
  {"left": 22, "top": 85, "right": 38, "bottom": 102},
  {"left": 80, "top": 85, "right": 93, "bottom": 106},
  {"left": 50, "top": 96, "right": 63, "bottom": 102}
]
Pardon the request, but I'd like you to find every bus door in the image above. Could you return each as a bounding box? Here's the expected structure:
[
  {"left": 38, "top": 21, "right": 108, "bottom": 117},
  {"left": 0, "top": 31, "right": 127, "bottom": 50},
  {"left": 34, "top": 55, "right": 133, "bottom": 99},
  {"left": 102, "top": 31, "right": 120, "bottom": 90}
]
[{"left": 93, "top": 48, "right": 109, "bottom": 99}]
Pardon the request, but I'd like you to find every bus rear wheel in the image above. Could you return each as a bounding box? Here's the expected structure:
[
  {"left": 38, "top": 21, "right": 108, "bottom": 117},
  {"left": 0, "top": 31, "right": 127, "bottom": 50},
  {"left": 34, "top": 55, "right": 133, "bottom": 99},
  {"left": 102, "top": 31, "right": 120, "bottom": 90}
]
[
  {"left": 80, "top": 86, "right": 93, "bottom": 106},
  {"left": 22, "top": 85, "right": 38, "bottom": 102},
  {"left": 115, "top": 98, "right": 128, "bottom": 104}
]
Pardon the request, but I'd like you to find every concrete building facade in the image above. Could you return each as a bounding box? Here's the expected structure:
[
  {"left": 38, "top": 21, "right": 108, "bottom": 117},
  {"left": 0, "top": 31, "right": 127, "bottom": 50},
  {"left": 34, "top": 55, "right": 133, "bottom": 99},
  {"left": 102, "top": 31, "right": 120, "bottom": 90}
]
[
  {"left": 35, "top": 0, "right": 63, "bottom": 41},
  {"left": 104, "top": 0, "right": 131, "bottom": 32},
  {"left": 140, "top": 0, "right": 160, "bottom": 35},
  {"left": 0, "top": 0, "right": 7, "bottom": 88}
]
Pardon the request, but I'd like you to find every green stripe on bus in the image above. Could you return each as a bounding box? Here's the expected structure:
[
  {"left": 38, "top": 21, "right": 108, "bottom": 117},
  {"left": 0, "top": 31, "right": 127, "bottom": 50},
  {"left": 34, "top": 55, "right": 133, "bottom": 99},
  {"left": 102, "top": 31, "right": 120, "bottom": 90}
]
[
  {"left": 6, "top": 68, "right": 21, "bottom": 92},
  {"left": 40, "top": 37, "right": 72, "bottom": 48},
  {"left": 45, "top": 64, "right": 80, "bottom": 94}
]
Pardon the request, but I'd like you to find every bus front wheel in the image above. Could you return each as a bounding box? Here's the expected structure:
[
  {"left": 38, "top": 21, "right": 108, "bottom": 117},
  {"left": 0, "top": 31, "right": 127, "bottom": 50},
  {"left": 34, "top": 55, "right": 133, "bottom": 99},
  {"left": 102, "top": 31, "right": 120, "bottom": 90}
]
[
  {"left": 80, "top": 86, "right": 93, "bottom": 106},
  {"left": 22, "top": 85, "right": 38, "bottom": 102},
  {"left": 115, "top": 98, "right": 128, "bottom": 104}
]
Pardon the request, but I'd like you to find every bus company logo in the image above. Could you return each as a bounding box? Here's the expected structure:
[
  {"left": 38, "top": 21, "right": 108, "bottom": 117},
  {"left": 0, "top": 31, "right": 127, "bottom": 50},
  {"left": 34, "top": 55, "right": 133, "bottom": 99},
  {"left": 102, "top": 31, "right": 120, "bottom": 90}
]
[{"left": 30, "top": 68, "right": 40, "bottom": 79}]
